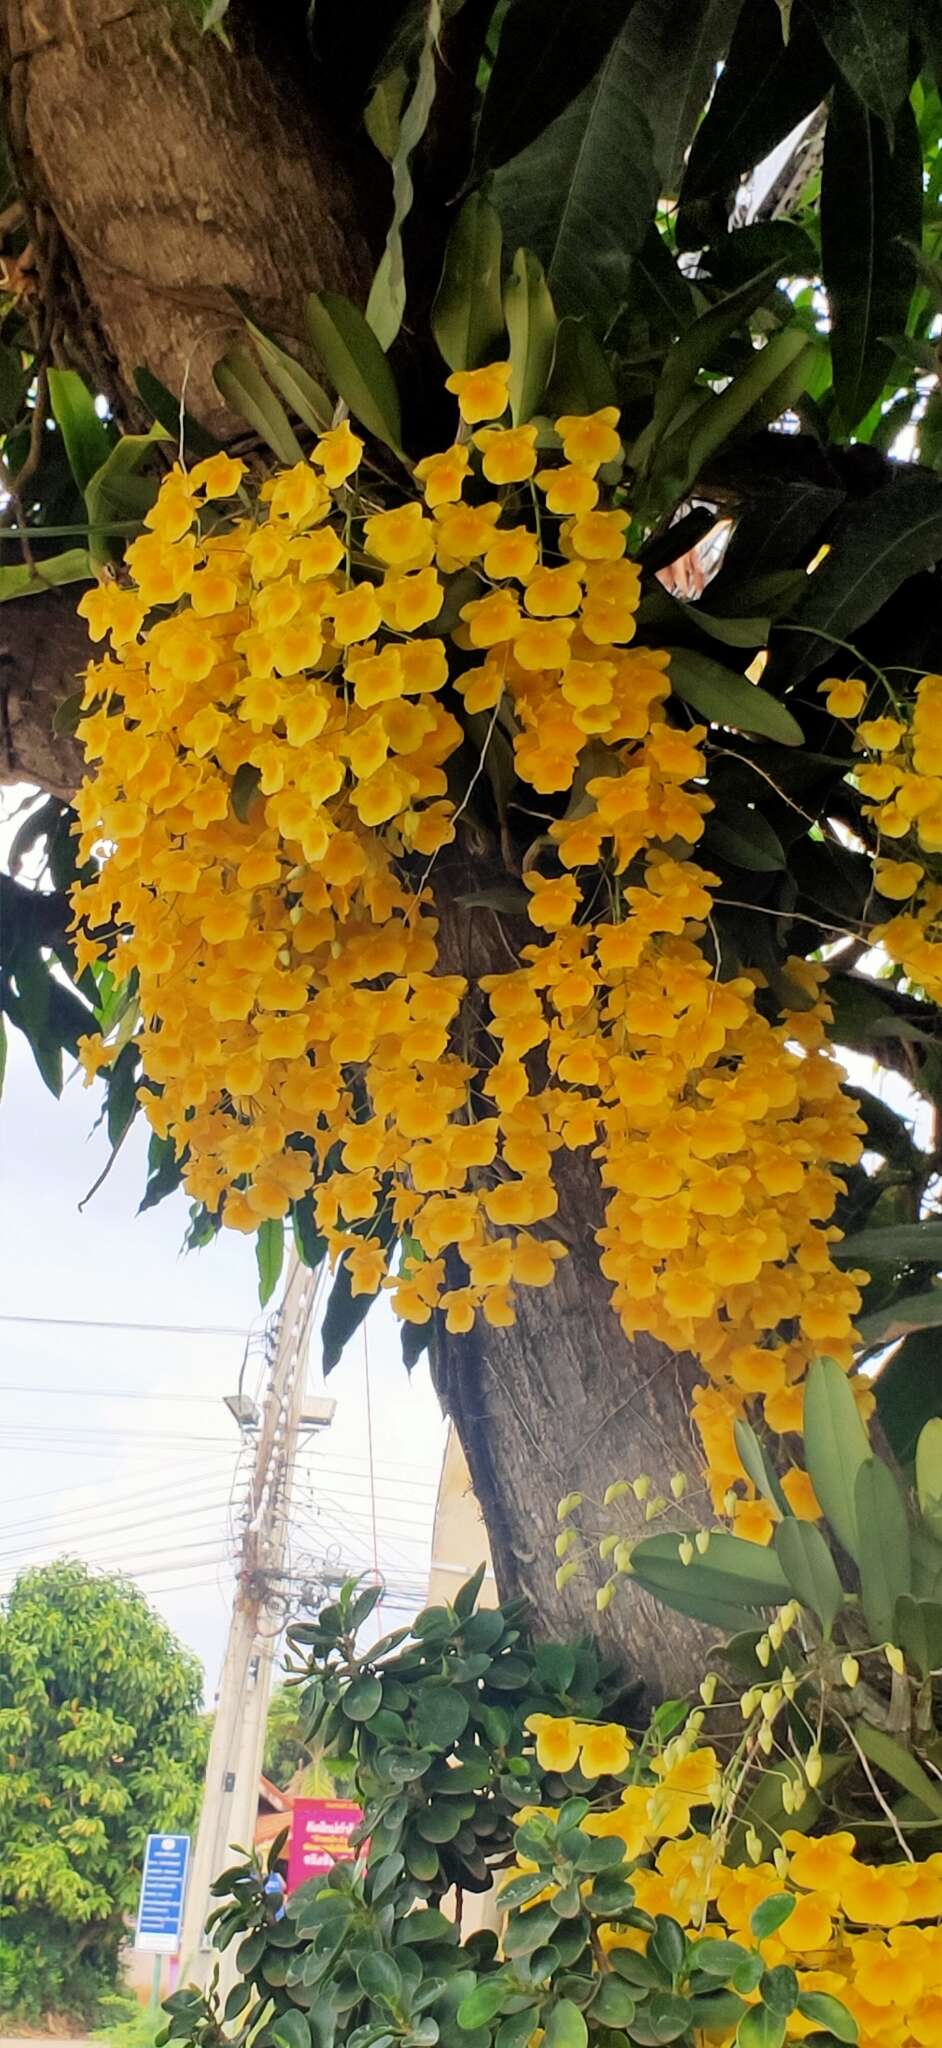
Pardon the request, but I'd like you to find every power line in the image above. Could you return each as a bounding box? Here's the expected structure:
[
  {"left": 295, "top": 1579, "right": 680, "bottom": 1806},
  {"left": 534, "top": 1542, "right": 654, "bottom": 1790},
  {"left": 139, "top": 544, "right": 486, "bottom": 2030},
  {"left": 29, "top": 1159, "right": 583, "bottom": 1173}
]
[
  {"left": 0, "top": 1493, "right": 236, "bottom": 1566},
  {"left": 0, "top": 1313, "right": 248, "bottom": 1335},
  {"left": 0, "top": 1381, "right": 224, "bottom": 1403},
  {"left": 0, "top": 1461, "right": 230, "bottom": 1541},
  {"left": 0, "top": 1453, "right": 225, "bottom": 1513}
]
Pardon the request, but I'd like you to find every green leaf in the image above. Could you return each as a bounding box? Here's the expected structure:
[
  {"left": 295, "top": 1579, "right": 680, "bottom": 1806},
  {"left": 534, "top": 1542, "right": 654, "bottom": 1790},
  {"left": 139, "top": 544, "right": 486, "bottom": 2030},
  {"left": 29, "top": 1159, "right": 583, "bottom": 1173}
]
[
  {"left": 292, "top": 1198, "right": 327, "bottom": 1275},
  {"left": 457, "top": 1981, "right": 509, "bottom": 2030},
  {"left": 635, "top": 0, "right": 747, "bottom": 196},
  {"left": 11, "top": 947, "right": 63, "bottom": 1096},
  {"left": 640, "top": 1993, "right": 692, "bottom": 2043},
  {"left": 803, "top": 1358, "right": 871, "bottom": 1561},
  {"left": 256, "top": 1218, "right": 285, "bottom": 1307},
  {"left": 244, "top": 321, "right": 332, "bottom": 434},
  {"left": 736, "top": 2009, "right": 785, "bottom": 2048},
  {"left": 857, "top": 1288, "right": 942, "bottom": 1349},
  {"left": 503, "top": 248, "right": 556, "bottom": 426},
  {"left": 814, "top": 0, "right": 912, "bottom": 129},
  {"left": 591, "top": 1978, "right": 636, "bottom": 2027},
  {"left": 134, "top": 365, "right": 222, "bottom": 457},
  {"left": 542, "top": 2001, "right": 587, "bottom": 2048},
  {"left": 474, "top": 0, "right": 629, "bottom": 173},
  {"left": 821, "top": 87, "right": 921, "bottom": 429},
  {"left": 750, "top": 1894, "right": 795, "bottom": 1940},
  {"left": 650, "top": 1915, "right": 686, "bottom": 1980},
  {"left": 770, "top": 467, "right": 942, "bottom": 687},
  {"left": 431, "top": 194, "right": 505, "bottom": 373},
  {"left": 272, "top": 2015, "right": 312, "bottom": 2048},
  {"left": 305, "top": 291, "right": 403, "bottom": 455},
  {"left": 106, "top": 1041, "right": 139, "bottom": 1148},
  {"left": 761, "top": 1967, "right": 798, "bottom": 2019},
  {"left": 533, "top": 1641, "right": 577, "bottom": 1693},
  {"left": 412, "top": 1690, "right": 471, "bottom": 1751},
  {"left": 916, "top": 1418, "right": 942, "bottom": 1540},
  {"left": 642, "top": 263, "right": 786, "bottom": 454},
  {"left": 545, "top": 317, "right": 616, "bottom": 416},
  {"left": 708, "top": 806, "right": 786, "bottom": 873},
  {"left": 491, "top": 32, "right": 659, "bottom": 338},
  {"left": 734, "top": 1420, "right": 790, "bottom": 1516},
  {"left": 677, "top": 0, "right": 834, "bottom": 244},
  {"left": 213, "top": 346, "right": 305, "bottom": 464},
  {"left": 48, "top": 367, "right": 113, "bottom": 494},
  {"left": 876, "top": 1331, "right": 942, "bottom": 1466},
  {"left": 893, "top": 1594, "right": 942, "bottom": 1680},
  {"left": 321, "top": 1204, "right": 397, "bottom": 1374},
  {"left": 832, "top": 1222, "right": 942, "bottom": 1265},
  {"left": 854, "top": 1721, "right": 942, "bottom": 1821},
  {"left": 343, "top": 1673, "right": 384, "bottom": 1722},
  {"left": 358, "top": 1953, "right": 403, "bottom": 2005},
  {"left": 0, "top": 549, "right": 92, "bottom": 602},
  {"left": 651, "top": 328, "right": 819, "bottom": 504},
  {"left": 796, "top": 1993, "right": 858, "bottom": 2045},
  {"left": 703, "top": 221, "right": 819, "bottom": 290},
  {"left": 366, "top": 0, "right": 440, "bottom": 350},
  {"left": 84, "top": 426, "right": 167, "bottom": 567},
  {"left": 498, "top": 1872, "right": 552, "bottom": 1910},
  {"left": 230, "top": 762, "right": 262, "bottom": 823},
  {"left": 667, "top": 647, "right": 804, "bottom": 745},
  {"left": 629, "top": 1530, "right": 790, "bottom": 1625},
  {"left": 775, "top": 1519, "right": 844, "bottom": 1637},
  {"left": 503, "top": 1903, "right": 559, "bottom": 1957},
  {"left": 364, "top": 67, "right": 408, "bottom": 160}
]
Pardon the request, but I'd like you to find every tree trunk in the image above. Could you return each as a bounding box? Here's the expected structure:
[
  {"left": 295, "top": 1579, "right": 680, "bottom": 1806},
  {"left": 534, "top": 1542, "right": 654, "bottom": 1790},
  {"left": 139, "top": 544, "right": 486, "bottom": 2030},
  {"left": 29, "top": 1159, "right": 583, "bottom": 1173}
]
[
  {"left": 0, "top": 588, "right": 88, "bottom": 794},
  {"left": 0, "top": 12, "right": 715, "bottom": 1706},
  {"left": 428, "top": 1175, "right": 715, "bottom": 1707},
  {"left": 2, "top": 0, "right": 374, "bottom": 423},
  {"left": 428, "top": 850, "right": 715, "bottom": 1706}
]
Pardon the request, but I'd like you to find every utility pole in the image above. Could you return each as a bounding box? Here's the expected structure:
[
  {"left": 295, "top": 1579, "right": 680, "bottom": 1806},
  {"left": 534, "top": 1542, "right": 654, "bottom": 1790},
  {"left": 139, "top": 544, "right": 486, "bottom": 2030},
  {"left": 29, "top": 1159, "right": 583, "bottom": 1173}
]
[{"left": 179, "top": 1255, "right": 323, "bottom": 1993}]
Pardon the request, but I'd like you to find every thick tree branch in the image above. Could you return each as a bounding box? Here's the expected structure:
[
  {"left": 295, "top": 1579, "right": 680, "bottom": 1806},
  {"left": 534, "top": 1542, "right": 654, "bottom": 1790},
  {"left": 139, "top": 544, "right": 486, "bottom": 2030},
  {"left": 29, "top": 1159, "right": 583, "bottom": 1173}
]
[
  {"left": 0, "top": 586, "right": 88, "bottom": 795},
  {"left": 2, "top": 0, "right": 375, "bottom": 425}
]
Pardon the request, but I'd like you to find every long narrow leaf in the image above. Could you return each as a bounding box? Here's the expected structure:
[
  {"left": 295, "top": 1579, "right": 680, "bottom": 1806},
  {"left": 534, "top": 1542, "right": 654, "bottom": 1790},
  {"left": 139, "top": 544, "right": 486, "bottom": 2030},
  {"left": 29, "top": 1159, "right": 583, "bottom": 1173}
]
[
  {"left": 803, "top": 1358, "right": 871, "bottom": 1561},
  {"left": 366, "top": 0, "right": 441, "bottom": 351},
  {"left": 504, "top": 249, "right": 556, "bottom": 425},
  {"left": 668, "top": 647, "right": 804, "bottom": 746},
  {"left": 491, "top": 30, "right": 660, "bottom": 338},
  {"left": 431, "top": 194, "right": 505, "bottom": 372},
  {"left": 48, "top": 368, "right": 113, "bottom": 495},
  {"left": 305, "top": 292, "right": 403, "bottom": 454},
  {"left": 822, "top": 87, "right": 921, "bottom": 430},
  {"left": 213, "top": 347, "right": 305, "bottom": 464}
]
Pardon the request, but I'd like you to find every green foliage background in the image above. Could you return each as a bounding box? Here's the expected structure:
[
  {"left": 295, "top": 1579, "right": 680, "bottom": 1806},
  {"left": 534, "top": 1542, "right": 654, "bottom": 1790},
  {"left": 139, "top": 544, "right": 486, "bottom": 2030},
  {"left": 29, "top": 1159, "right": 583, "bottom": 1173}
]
[{"left": 0, "top": 1560, "right": 206, "bottom": 2023}]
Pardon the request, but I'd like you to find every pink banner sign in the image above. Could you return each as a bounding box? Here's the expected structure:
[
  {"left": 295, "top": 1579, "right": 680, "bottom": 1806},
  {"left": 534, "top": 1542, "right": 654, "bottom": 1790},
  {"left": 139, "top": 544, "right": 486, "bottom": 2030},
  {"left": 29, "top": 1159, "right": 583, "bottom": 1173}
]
[{"left": 286, "top": 1797, "right": 365, "bottom": 1891}]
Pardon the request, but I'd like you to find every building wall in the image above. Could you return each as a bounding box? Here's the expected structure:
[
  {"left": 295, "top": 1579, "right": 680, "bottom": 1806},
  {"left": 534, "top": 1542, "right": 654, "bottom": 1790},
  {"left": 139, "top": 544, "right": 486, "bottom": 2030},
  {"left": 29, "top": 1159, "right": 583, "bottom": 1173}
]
[{"left": 427, "top": 1426, "right": 498, "bottom": 1610}]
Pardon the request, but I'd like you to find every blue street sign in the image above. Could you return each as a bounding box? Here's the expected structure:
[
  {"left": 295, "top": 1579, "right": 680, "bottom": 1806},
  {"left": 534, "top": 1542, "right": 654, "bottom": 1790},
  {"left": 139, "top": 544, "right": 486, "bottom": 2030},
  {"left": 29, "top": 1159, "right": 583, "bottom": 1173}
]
[{"left": 134, "top": 1832, "right": 191, "bottom": 1955}]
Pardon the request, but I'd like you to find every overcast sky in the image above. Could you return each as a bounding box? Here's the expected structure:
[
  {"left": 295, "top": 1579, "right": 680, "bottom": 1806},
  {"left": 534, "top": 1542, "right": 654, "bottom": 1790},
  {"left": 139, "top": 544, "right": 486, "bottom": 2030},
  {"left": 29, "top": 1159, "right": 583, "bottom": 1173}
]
[{"left": 0, "top": 1004, "right": 447, "bottom": 1703}]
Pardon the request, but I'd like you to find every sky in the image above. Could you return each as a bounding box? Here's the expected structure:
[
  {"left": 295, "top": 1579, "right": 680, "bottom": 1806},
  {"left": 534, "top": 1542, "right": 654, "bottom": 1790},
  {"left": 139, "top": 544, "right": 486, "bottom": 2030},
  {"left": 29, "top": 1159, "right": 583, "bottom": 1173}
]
[{"left": 0, "top": 965, "right": 447, "bottom": 1704}]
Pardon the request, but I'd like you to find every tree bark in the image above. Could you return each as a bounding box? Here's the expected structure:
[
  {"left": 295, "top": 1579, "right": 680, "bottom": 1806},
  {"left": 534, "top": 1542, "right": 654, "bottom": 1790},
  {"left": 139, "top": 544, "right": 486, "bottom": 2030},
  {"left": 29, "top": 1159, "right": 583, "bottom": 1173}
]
[
  {"left": 428, "top": 1172, "right": 715, "bottom": 1708},
  {"left": 2, "top": 0, "right": 374, "bottom": 423},
  {"left": 0, "top": 587, "right": 88, "bottom": 795},
  {"left": 427, "top": 849, "right": 715, "bottom": 1707}
]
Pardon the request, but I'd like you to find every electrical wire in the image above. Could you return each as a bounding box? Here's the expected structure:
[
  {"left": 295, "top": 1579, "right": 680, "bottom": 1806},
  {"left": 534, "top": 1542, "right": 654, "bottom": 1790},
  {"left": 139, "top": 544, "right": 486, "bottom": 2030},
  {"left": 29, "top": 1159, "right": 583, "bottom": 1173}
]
[
  {"left": 0, "top": 1495, "right": 237, "bottom": 1569},
  {"left": 0, "top": 1313, "right": 248, "bottom": 1335},
  {"left": 0, "top": 1466, "right": 233, "bottom": 1545}
]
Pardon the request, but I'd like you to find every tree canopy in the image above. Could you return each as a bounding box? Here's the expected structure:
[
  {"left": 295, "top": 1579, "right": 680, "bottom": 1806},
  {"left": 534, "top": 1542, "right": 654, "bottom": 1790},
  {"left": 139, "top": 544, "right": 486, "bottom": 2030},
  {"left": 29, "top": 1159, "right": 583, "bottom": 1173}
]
[{"left": 0, "top": 1559, "right": 205, "bottom": 2020}]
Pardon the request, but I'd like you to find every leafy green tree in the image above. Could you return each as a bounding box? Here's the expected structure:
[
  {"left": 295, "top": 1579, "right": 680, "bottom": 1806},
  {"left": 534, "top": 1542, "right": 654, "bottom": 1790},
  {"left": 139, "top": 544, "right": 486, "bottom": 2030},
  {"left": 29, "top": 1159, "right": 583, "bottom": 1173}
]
[
  {"left": 0, "top": 1560, "right": 205, "bottom": 2022},
  {"left": 264, "top": 1684, "right": 314, "bottom": 1788}
]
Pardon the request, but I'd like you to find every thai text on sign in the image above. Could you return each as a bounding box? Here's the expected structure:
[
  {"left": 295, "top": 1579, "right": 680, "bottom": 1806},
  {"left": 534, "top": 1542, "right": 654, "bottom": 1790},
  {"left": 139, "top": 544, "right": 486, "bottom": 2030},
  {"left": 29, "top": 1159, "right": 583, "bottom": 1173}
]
[{"left": 286, "top": 1797, "right": 365, "bottom": 1891}]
